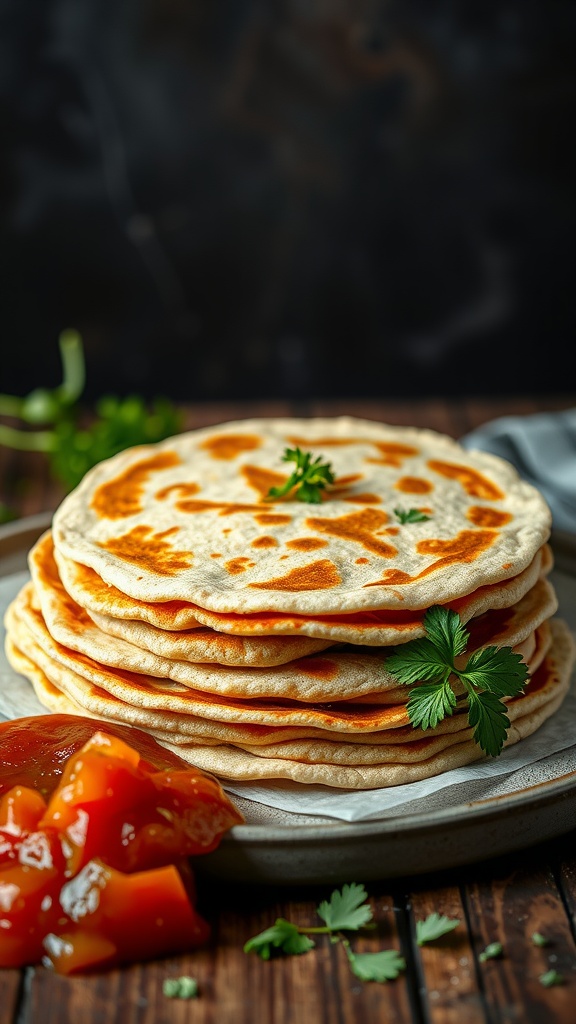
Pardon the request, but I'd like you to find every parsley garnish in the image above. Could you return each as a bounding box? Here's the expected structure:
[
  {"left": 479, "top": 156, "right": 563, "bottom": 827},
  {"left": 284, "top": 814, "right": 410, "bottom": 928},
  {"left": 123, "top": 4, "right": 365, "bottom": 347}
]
[
  {"left": 386, "top": 606, "right": 529, "bottom": 757},
  {"left": 531, "top": 932, "right": 550, "bottom": 947},
  {"left": 244, "top": 883, "right": 405, "bottom": 984},
  {"left": 394, "top": 508, "right": 431, "bottom": 524},
  {"left": 163, "top": 976, "right": 198, "bottom": 999},
  {"left": 415, "top": 912, "right": 460, "bottom": 946},
  {"left": 478, "top": 941, "right": 503, "bottom": 962},
  {"left": 265, "top": 447, "right": 335, "bottom": 503}
]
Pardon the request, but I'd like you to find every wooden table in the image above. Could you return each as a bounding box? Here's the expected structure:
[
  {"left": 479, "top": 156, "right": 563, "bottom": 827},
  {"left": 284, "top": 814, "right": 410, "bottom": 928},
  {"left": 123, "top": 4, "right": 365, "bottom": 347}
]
[{"left": 1, "top": 394, "right": 575, "bottom": 1024}]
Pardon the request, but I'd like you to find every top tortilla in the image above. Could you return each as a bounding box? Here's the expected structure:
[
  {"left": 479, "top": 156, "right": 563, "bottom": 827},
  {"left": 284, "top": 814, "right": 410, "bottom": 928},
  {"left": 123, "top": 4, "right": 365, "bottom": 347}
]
[{"left": 51, "top": 417, "right": 552, "bottom": 615}]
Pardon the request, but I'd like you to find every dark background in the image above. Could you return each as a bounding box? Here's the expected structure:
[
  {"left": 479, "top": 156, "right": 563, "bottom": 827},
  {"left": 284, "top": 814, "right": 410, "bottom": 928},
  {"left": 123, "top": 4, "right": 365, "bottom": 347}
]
[{"left": 1, "top": 0, "right": 574, "bottom": 404}]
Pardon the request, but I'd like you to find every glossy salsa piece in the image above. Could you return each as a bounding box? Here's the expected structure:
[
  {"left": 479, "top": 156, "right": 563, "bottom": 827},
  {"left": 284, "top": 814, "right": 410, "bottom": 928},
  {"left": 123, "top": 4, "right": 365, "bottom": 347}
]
[
  {"left": 0, "top": 713, "right": 192, "bottom": 798},
  {"left": 0, "top": 716, "right": 243, "bottom": 973}
]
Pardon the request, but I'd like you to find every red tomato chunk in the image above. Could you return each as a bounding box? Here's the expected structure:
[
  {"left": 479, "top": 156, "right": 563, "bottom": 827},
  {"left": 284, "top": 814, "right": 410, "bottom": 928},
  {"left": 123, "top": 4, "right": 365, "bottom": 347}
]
[{"left": 0, "top": 717, "right": 243, "bottom": 973}]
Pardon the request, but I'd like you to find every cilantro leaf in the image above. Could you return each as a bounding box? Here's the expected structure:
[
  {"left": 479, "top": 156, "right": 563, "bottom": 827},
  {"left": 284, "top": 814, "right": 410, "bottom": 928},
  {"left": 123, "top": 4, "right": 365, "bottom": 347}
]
[
  {"left": 243, "top": 919, "right": 315, "bottom": 959},
  {"left": 163, "top": 977, "right": 198, "bottom": 999},
  {"left": 461, "top": 646, "right": 528, "bottom": 698},
  {"left": 386, "top": 606, "right": 530, "bottom": 757},
  {"left": 317, "top": 883, "right": 373, "bottom": 932},
  {"left": 478, "top": 942, "right": 503, "bottom": 962},
  {"left": 266, "top": 447, "right": 335, "bottom": 503},
  {"left": 423, "top": 606, "right": 469, "bottom": 662},
  {"left": 386, "top": 639, "right": 451, "bottom": 687},
  {"left": 531, "top": 932, "right": 550, "bottom": 947},
  {"left": 539, "top": 969, "right": 564, "bottom": 987},
  {"left": 394, "top": 508, "right": 431, "bottom": 525},
  {"left": 416, "top": 913, "right": 460, "bottom": 946},
  {"left": 345, "top": 946, "right": 406, "bottom": 982},
  {"left": 466, "top": 690, "right": 510, "bottom": 757},
  {"left": 407, "top": 681, "right": 457, "bottom": 730}
]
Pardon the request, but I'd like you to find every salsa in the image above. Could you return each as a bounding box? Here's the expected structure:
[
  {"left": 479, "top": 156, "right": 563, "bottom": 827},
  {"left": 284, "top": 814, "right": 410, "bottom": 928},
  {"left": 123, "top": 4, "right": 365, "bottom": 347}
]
[{"left": 0, "top": 715, "right": 244, "bottom": 974}]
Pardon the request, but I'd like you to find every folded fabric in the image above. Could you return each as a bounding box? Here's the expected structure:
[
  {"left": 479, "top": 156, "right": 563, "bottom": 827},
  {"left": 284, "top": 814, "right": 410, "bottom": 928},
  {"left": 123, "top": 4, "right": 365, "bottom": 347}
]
[{"left": 461, "top": 408, "right": 576, "bottom": 534}]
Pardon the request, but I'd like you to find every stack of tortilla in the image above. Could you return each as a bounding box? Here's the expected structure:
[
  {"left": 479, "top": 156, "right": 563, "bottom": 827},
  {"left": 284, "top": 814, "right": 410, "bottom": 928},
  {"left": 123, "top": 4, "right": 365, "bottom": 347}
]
[{"left": 4, "top": 417, "right": 575, "bottom": 790}]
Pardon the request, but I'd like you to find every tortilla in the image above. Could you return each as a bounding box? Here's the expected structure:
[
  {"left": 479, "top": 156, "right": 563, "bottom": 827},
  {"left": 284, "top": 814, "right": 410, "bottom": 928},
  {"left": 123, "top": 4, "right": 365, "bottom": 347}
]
[{"left": 51, "top": 417, "right": 552, "bottom": 614}]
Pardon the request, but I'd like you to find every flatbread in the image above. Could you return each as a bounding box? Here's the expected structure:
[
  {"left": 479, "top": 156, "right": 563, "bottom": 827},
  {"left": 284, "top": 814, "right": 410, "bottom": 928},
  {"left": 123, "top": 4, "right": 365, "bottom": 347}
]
[
  {"left": 31, "top": 531, "right": 333, "bottom": 667},
  {"left": 9, "top": 568, "right": 555, "bottom": 706},
  {"left": 51, "top": 417, "right": 552, "bottom": 614},
  {"left": 5, "top": 589, "right": 571, "bottom": 741}
]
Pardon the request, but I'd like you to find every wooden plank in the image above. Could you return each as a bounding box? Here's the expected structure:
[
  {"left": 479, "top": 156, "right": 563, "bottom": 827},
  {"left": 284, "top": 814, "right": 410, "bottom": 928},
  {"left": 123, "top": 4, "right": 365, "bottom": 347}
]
[
  {"left": 465, "top": 864, "right": 576, "bottom": 1024},
  {"left": 0, "top": 970, "right": 23, "bottom": 1024},
  {"left": 557, "top": 849, "right": 576, "bottom": 933},
  {"left": 409, "top": 885, "right": 488, "bottom": 1024},
  {"left": 23, "top": 888, "right": 414, "bottom": 1024}
]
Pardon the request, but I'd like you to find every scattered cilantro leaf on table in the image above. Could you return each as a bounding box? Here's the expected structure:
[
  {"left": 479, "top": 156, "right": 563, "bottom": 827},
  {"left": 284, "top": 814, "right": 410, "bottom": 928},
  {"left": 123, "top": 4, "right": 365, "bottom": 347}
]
[
  {"left": 317, "top": 882, "right": 374, "bottom": 931},
  {"left": 343, "top": 943, "right": 406, "bottom": 982},
  {"left": 163, "top": 976, "right": 198, "bottom": 999},
  {"left": 394, "top": 508, "right": 431, "bottom": 524},
  {"left": 539, "top": 969, "right": 564, "bottom": 987},
  {"left": 531, "top": 932, "right": 551, "bottom": 947},
  {"left": 478, "top": 942, "right": 504, "bottom": 962},
  {"left": 416, "top": 913, "right": 460, "bottom": 946},
  {"left": 386, "top": 606, "right": 529, "bottom": 756},
  {"left": 265, "top": 447, "right": 335, "bottom": 503},
  {"left": 243, "top": 919, "right": 315, "bottom": 959},
  {"left": 244, "top": 884, "right": 404, "bottom": 985}
]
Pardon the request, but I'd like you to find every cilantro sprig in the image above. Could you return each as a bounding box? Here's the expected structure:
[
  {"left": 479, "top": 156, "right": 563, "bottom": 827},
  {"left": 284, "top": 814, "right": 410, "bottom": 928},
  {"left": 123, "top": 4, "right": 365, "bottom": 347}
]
[
  {"left": 265, "top": 446, "right": 335, "bottom": 504},
  {"left": 386, "top": 606, "right": 529, "bottom": 757},
  {"left": 244, "top": 883, "right": 405, "bottom": 984}
]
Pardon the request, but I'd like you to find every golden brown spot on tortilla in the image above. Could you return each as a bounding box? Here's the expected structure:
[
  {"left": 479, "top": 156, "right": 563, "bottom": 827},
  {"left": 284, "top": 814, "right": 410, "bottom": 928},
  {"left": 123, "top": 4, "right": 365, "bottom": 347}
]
[
  {"left": 386, "top": 527, "right": 400, "bottom": 535},
  {"left": 502, "top": 562, "right": 512, "bottom": 570},
  {"left": 254, "top": 513, "right": 292, "bottom": 526},
  {"left": 395, "top": 476, "right": 432, "bottom": 494},
  {"left": 334, "top": 474, "right": 364, "bottom": 486},
  {"left": 342, "top": 492, "right": 381, "bottom": 504},
  {"left": 210, "top": 553, "right": 222, "bottom": 558},
  {"left": 156, "top": 482, "right": 200, "bottom": 502},
  {"left": 428, "top": 460, "right": 505, "bottom": 500},
  {"left": 251, "top": 536, "right": 278, "bottom": 548},
  {"left": 295, "top": 658, "right": 339, "bottom": 680},
  {"left": 224, "top": 557, "right": 255, "bottom": 574},
  {"left": 200, "top": 433, "right": 262, "bottom": 459},
  {"left": 367, "top": 442, "right": 419, "bottom": 467},
  {"left": 306, "top": 508, "right": 396, "bottom": 558},
  {"left": 242, "top": 464, "right": 289, "bottom": 499},
  {"left": 92, "top": 451, "right": 181, "bottom": 520},
  {"left": 286, "top": 537, "right": 328, "bottom": 551},
  {"left": 468, "top": 506, "right": 512, "bottom": 528},
  {"left": 364, "top": 529, "right": 498, "bottom": 587},
  {"left": 250, "top": 559, "right": 341, "bottom": 592},
  {"left": 32, "top": 534, "right": 92, "bottom": 631},
  {"left": 286, "top": 436, "right": 358, "bottom": 447},
  {"left": 98, "top": 526, "right": 193, "bottom": 576},
  {"left": 160, "top": 496, "right": 265, "bottom": 515},
  {"left": 356, "top": 557, "right": 369, "bottom": 564}
]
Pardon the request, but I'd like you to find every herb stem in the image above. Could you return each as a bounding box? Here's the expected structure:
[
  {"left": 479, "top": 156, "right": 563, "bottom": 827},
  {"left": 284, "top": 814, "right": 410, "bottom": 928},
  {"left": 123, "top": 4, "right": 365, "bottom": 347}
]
[
  {"left": 56, "top": 329, "right": 86, "bottom": 404},
  {"left": 0, "top": 424, "right": 55, "bottom": 452}
]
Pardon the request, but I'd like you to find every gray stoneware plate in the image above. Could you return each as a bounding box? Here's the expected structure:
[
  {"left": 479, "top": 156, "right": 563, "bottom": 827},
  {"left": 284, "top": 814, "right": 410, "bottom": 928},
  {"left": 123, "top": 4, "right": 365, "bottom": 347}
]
[{"left": 1, "top": 513, "right": 575, "bottom": 886}]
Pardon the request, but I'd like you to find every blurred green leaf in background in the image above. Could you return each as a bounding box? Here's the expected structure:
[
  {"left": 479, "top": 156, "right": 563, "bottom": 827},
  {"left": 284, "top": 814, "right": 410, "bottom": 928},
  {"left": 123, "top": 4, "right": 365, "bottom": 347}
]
[{"left": 0, "top": 330, "right": 183, "bottom": 498}]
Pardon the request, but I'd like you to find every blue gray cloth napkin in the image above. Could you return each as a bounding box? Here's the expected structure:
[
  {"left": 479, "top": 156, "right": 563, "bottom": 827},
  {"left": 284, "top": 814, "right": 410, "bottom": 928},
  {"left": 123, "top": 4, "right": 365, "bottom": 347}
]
[{"left": 460, "top": 407, "right": 576, "bottom": 534}]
